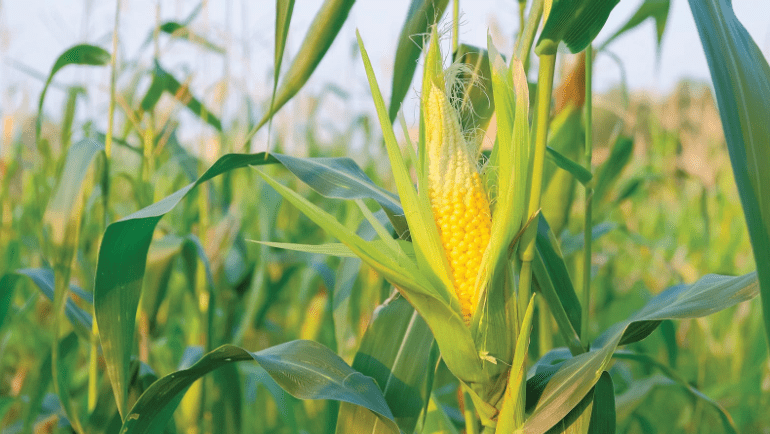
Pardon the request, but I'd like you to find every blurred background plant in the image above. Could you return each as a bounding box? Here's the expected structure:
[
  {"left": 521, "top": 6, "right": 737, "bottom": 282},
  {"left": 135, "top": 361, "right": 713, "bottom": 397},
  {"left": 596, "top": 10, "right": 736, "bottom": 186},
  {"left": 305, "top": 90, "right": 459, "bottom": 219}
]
[{"left": 0, "top": 0, "right": 768, "bottom": 433}]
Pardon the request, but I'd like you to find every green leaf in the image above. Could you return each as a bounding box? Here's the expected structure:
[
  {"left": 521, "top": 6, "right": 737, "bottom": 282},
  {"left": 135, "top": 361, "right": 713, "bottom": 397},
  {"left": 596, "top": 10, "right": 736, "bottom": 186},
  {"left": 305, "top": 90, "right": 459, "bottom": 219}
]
[
  {"left": 0, "top": 268, "right": 92, "bottom": 337},
  {"left": 533, "top": 218, "right": 583, "bottom": 355},
  {"left": 546, "top": 146, "right": 592, "bottom": 185},
  {"left": 158, "top": 21, "right": 225, "bottom": 53},
  {"left": 257, "top": 0, "right": 355, "bottom": 130},
  {"left": 94, "top": 153, "right": 278, "bottom": 417},
  {"left": 139, "top": 62, "right": 222, "bottom": 131},
  {"left": 587, "top": 371, "right": 615, "bottom": 434},
  {"left": 337, "top": 297, "right": 437, "bottom": 434},
  {"left": 269, "top": 153, "right": 407, "bottom": 236},
  {"left": 252, "top": 241, "right": 359, "bottom": 258},
  {"left": 613, "top": 351, "right": 736, "bottom": 433},
  {"left": 536, "top": 0, "right": 621, "bottom": 55},
  {"left": 422, "top": 395, "right": 461, "bottom": 434},
  {"left": 523, "top": 272, "right": 758, "bottom": 434},
  {"left": 593, "top": 136, "right": 633, "bottom": 204},
  {"left": 37, "top": 44, "right": 110, "bottom": 139},
  {"left": 688, "top": 0, "right": 770, "bottom": 353},
  {"left": 388, "top": 0, "right": 450, "bottom": 122},
  {"left": 600, "top": 0, "right": 670, "bottom": 51},
  {"left": 120, "top": 340, "right": 398, "bottom": 434}
]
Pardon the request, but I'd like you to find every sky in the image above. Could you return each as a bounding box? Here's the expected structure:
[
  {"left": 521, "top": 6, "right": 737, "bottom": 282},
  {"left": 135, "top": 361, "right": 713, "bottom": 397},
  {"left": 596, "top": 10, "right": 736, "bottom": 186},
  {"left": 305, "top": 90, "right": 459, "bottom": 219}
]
[{"left": 1, "top": 0, "right": 769, "bottom": 151}]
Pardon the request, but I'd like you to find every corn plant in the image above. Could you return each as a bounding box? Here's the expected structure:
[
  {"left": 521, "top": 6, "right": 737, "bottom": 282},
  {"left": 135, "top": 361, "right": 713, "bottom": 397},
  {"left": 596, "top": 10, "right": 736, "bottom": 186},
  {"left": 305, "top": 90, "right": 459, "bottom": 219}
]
[{"left": 1, "top": 0, "right": 769, "bottom": 433}]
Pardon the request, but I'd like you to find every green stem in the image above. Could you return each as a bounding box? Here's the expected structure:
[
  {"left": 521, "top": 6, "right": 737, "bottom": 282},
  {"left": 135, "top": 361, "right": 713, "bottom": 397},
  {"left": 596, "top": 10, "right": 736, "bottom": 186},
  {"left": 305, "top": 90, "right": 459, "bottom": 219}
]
[
  {"left": 452, "top": 0, "right": 459, "bottom": 53},
  {"left": 104, "top": 0, "right": 120, "bottom": 160},
  {"left": 513, "top": 0, "right": 543, "bottom": 70},
  {"left": 581, "top": 44, "right": 593, "bottom": 350},
  {"left": 519, "top": 54, "right": 556, "bottom": 262},
  {"left": 90, "top": 0, "right": 121, "bottom": 415},
  {"left": 517, "top": 52, "right": 555, "bottom": 346}
]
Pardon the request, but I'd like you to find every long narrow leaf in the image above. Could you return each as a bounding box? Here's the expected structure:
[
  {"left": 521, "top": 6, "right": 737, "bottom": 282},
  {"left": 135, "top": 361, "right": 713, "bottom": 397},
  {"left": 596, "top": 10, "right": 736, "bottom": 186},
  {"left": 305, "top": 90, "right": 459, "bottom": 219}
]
[
  {"left": 388, "top": 0, "right": 450, "bottom": 122},
  {"left": 257, "top": 0, "right": 355, "bottom": 130},
  {"left": 688, "top": 0, "right": 770, "bottom": 351}
]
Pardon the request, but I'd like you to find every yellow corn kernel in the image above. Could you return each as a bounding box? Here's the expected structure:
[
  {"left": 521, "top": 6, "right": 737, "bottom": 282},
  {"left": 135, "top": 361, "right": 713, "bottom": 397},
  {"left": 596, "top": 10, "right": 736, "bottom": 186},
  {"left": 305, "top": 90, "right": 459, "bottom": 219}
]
[{"left": 425, "top": 81, "right": 492, "bottom": 323}]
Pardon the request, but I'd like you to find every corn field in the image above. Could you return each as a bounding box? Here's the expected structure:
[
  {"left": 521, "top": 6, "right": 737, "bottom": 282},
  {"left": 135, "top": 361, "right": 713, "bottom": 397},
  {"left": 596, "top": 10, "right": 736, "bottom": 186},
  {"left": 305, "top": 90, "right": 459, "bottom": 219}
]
[{"left": 1, "top": 0, "right": 769, "bottom": 433}]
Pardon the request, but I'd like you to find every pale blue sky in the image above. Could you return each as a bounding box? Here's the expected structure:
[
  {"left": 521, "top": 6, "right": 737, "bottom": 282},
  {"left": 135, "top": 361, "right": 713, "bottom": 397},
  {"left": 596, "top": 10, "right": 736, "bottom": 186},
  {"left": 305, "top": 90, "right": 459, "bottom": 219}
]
[{"left": 1, "top": 0, "right": 768, "bottom": 149}]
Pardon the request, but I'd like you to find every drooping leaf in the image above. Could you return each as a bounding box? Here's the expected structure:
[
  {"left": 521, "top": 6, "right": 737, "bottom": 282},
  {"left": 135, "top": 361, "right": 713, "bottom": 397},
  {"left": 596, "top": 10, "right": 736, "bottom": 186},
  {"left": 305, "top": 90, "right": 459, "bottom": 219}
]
[
  {"left": 37, "top": 44, "right": 110, "bottom": 139},
  {"left": 94, "top": 153, "right": 278, "bottom": 417},
  {"left": 269, "top": 153, "right": 407, "bottom": 236},
  {"left": 601, "top": 0, "right": 670, "bottom": 51},
  {"left": 93, "top": 148, "right": 413, "bottom": 418},
  {"left": 120, "top": 340, "right": 398, "bottom": 434},
  {"left": 613, "top": 351, "right": 736, "bottom": 433},
  {"left": 0, "top": 268, "right": 92, "bottom": 337},
  {"left": 140, "top": 62, "right": 222, "bottom": 131},
  {"left": 593, "top": 136, "right": 633, "bottom": 204},
  {"left": 523, "top": 272, "right": 758, "bottom": 434},
  {"left": 688, "top": 0, "right": 770, "bottom": 353},
  {"left": 546, "top": 146, "right": 592, "bottom": 185},
  {"left": 536, "top": 0, "right": 621, "bottom": 54},
  {"left": 157, "top": 21, "right": 225, "bottom": 53},
  {"left": 388, "top": 0, "right": 451, "bottom": 122}
]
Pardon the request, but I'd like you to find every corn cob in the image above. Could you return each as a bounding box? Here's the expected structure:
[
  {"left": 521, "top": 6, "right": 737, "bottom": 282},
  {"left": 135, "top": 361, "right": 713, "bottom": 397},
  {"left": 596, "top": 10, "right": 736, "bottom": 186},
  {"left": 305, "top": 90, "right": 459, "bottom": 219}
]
[{"left": 425, "top": 81, "right": 492, "bottom": 322}]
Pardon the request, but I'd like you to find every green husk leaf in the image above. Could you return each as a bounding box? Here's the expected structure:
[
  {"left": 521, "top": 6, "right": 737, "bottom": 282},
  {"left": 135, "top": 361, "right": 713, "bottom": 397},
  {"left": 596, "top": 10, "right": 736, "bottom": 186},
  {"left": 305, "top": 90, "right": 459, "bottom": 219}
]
[{"left": 496, "top": 294, "right": 537, "bottom": 433}]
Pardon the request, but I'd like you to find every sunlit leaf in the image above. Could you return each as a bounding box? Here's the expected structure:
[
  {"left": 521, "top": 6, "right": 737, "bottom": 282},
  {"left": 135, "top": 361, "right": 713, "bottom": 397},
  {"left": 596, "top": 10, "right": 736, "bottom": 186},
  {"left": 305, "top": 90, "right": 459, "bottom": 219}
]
[{"left": 257, "top": 0, "right": 355, "bottom": 130}]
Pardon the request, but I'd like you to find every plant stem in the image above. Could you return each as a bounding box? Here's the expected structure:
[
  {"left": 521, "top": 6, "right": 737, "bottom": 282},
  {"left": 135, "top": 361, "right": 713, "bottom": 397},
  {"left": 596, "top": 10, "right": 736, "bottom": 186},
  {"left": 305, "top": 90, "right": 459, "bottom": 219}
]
[
  {"left": 513, "top": 0, "right": 543, "bottom": 70},
  {"left": 518, "top": 53, "right": 556, "bottom": 264},
  {"left": 452, "top": 0, "right": 459, "bottom": 53},
  {"left": 515, "top": 54, "right": 556, "bottom": 403},
  {"left": 581, "top": 44, "right": 593, "bottom": 350},
  {"left": 104, "top": 0, "right": 120, "bottom": 160},
  {"left": 90, "top": 0, "right": 121, "bottom": 415}
]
